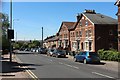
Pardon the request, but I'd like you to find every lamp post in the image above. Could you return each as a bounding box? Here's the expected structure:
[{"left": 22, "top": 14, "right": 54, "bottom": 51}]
[{"left": 9, "top": 0, "right": 12, "bottom": 62}]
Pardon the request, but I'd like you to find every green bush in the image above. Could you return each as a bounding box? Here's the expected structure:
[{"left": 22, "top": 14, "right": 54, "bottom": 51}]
[{"left": 97, "top": 49, "right": 120, "bottom": 62}]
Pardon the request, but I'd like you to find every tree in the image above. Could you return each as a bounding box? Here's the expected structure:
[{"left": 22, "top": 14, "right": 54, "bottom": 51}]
[{"left": 0, "top": 13, "right": 10, "bottom": 50}]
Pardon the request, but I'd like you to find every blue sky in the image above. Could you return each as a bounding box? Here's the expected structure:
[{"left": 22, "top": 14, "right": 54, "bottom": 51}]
[{"left": 2, "top": 2, "right": 117, "bottom": 40}]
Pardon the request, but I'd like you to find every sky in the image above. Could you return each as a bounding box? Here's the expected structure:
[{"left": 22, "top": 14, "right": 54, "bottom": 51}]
[{"left": 2, "top": 2, "right": 118, "bottom": 40}]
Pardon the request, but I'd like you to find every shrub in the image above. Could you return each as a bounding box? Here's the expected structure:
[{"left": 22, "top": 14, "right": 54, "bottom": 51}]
[{"left": 97, "top": 49, "right": 120, "bottom": 62}]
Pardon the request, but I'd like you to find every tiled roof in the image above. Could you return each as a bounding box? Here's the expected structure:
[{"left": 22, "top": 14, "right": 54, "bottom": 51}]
[
  {"left": 44, "top": 35, "right": 58, "bottom": 42},
  {"left": 58, "top": 21, "right": 76, "bottom": 33},
  {"left": 63, "top": 22, "right": 76, "bottom": 30},
  {"left": 83, "top": 13, "right": 117, "bottom": 24}
]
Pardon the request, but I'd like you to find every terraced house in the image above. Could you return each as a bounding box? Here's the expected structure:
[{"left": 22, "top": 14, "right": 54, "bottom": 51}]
[
  {"left": 44, "top": 10, "right": 118, "bottom": 52},
  {"left": 57, "top": 22, "right": 75, "bottom": 50},
  {"left": 115, "top": 0, "right": 120, "bottom": 52},
  {"left": 70, "top": 10, "right": 118, "bottom": 52},
  {"left": 44, "top": 35, "right": 59, "bottom": 48}
]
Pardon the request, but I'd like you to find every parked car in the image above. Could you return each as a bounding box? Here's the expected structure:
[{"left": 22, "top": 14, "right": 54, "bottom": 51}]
[
  {"left": 39, "top": 48, "right": 47, "bottom": 54},
  {"left": 74, "top": 51, "right": 100, "bottom": 64},
  {"left": 47, "top": 48, "right": 55, "bottom": 56},
  {"left": 52, "top": 49, "right": 66, "bottom": 58}
]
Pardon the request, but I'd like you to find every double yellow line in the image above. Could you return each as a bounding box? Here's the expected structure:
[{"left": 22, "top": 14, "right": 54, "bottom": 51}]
[{"left": 14, "top": 55, "right": 38, "bottom": 80}]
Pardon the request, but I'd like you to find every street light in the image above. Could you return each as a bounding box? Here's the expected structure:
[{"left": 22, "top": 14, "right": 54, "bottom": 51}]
[{"left": 9, "top": 0, "right": 12, "bottom": 62}]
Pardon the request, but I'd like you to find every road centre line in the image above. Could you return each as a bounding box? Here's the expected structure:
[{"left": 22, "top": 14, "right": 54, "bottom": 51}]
[
  {"left": 92, "top": 72, "right": 115, "bottom": 79},
  {"left": 14, "top": 55, "right": 38, "bottom": 79},
  {"left": 59, "top": 62, "right": 63, "bottom": 64},
  {"left": 72, "top": 66, "right": 79, "bottom": 69},
  {"left": 64, "top": 63, "right": 79, "bottom": 69}
]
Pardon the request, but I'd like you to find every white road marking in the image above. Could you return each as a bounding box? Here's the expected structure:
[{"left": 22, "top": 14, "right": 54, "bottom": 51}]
[
  {"left": 92, "top": 72, "right": 115, "bottom": 79},
  {"left": 65, "top": 64, "right": 73, "bottom": 67},
  {"left": 15, "top": 55, "right": 38, "bottom": 80},
  {"left": 64, "top": 64, "right": 79, "bottom": 69},
  {"left": 59, "top": 62, "right": 63, "bottom": 64},
  {"left": 72, "top": 66, "right": 79, "bottom": 69}
]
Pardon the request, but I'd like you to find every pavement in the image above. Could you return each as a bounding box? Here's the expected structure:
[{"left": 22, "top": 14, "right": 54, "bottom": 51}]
[
  {"left": 0, "top": 52, "right": 119, "bottom": 79},
  {"left": 0, "top": 54, "right": 30, "bottom": 80}
]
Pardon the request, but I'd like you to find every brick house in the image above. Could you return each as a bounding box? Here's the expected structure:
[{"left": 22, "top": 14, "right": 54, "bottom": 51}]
[
  {"left": 58, "top": 22, "right": 75, "bottom": 50},
  {"left": 70, "top": 10, "right": 118, "bottom": 52},
  {"left": 44, "top": 35, "right": 59, "bottom": 49},
  {"left": 115, "top": 0, "right": 120, "bottom": 52}
]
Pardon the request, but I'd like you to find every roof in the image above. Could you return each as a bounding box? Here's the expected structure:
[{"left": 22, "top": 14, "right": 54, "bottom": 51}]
[
  {"left": 44, "top": 35, "right": 59, "bottom": 42},
  {"left": 83, "top": 13, "right": 117, "bottom": 24},
  {"left": 71, "top": 10, "right": 117, "bottom": 30},
  {"left": 115, "top": 0, "right": 120, "bottom": 6},
  {"left": 63, "top": 22, "right": 75, "bottom": 30},
  {"left": 58, "top": 21, "right": 75, "bottom": 33}
]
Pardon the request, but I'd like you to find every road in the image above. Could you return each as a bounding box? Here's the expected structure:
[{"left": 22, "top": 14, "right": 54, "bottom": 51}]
[{"left": 15, "top": 51, "right": 119, "bottom": 80}]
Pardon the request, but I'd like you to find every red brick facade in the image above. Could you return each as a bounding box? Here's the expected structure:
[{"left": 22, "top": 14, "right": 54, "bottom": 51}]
[
  {"left": 70, "top": 15, "right": 95, "bottom": 52},
  {"left": 44, "top": 10, "right": 118, "bottom": 52},
  {"left": 58, "top": 22, "right": 75, "bottom": 50}
]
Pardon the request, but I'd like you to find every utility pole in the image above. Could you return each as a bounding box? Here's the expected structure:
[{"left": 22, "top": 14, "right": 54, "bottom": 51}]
[
  {"left": 42, "top": 27, "right": 43, "bottom": 48},
  {"left": 10, "top": 0, "right": 12, "bottom": 62}
]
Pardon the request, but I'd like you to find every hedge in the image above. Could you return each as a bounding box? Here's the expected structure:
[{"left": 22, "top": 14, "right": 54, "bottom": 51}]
[{"left": 97, "top": 49, "right": 120, "bottom": 62}]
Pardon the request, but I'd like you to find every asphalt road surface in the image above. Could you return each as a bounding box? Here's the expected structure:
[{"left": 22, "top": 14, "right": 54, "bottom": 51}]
[{"left": 15, "top": 51, "right": 119, "bottom": 80}]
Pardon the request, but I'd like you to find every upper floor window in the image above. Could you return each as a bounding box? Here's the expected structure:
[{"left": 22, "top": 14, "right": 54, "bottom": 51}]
[
  {"left": 76, "top": 31, "right": 79, "bottom": 37},
  {"left": 64, "top": 34, "right": 67, "bottom": 38},
  {"left": 71, "top": 33, "right": 72, "bottom": 37},
  {"left": 118, "top": 31, "right": 120, "bottom": 35},
  {"left": 86, "top": 30, "right": 88, "bottom": 37},
  {"left": 73, "top": 32, "right": 75, "bottom": 37},
  {"left": 79, "top": 20, "right": 82, "bottom": 26},
  {"left": 79, "top": 31, "right": 82, "bottom": 37},
  {"left": 85, "top": 20, "right": 88, "bottom": 26},
  {"left": 88, "top": 30, "right": 92, "bottom": 37},
  {"left": 119, "top": 37, "right": 120, "bottom": 42},
  {"left": 109, "top": 30, "right": 113, "bottom": 35},
  {"left": 59, "top": 35, "right": 62, "bottom": 39}
]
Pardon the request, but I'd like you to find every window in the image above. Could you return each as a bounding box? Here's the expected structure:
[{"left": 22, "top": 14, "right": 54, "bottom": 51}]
[
  {"left": 79, "top": 20, "right": 82, "bottom": 26},
  {"left": 85, "top": 42, "right": 89, "bottom": 50},
  {"left": 73, "top": 32, "right": 75, "bottom": 37},
  {"left": 88, "top": 30, "right": 92, "bottom": 37},
  {"left": 76, "top": 31, "right": 79, "bottom": 37},
  {"left": 70, "top": 33, "right": 72, "bottom": 37},
  {"left": 119, "top": 37, "right": 120, "bottom": 42},
  {"left": 86, "top": 30, "right": 88, "bottom": 37},
  {"left": 79, "top": 31, "right": 82, "bottom": 37},
  {"left": 85, "top": 20, "right": 88, "bottom": 26},
  {"left": 109, "top": 30, "right": 113, "bottom": 35},
  {"left": 118, "top": 31, "right": 120, "bottom": 35},
  {"left": 72, "top": 42, "right": 77, "bottom": 49},
  {"left": 89, "top": 42, "right": 92, "bottom": 51}
]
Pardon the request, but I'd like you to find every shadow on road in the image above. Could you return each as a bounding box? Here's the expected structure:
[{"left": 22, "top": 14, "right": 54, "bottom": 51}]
[
  {"left": 89, "top": 62, "right": 106, "bottom": 65},
  {"left": 15, "top": 52, "right": 34, "bottom": 55},
  {"left": 0, "top": 57, "right": 42, "bottom": 74}
]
